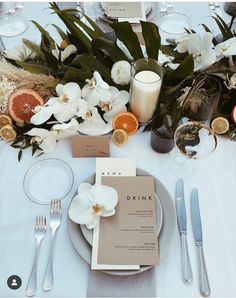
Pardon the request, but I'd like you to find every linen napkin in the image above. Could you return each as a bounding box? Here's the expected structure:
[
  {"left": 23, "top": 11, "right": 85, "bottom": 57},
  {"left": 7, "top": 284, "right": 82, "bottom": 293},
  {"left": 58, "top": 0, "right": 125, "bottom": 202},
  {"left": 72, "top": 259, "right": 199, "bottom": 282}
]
[{"left": 87, "top": 267, "right": 157, "bottom": 297}]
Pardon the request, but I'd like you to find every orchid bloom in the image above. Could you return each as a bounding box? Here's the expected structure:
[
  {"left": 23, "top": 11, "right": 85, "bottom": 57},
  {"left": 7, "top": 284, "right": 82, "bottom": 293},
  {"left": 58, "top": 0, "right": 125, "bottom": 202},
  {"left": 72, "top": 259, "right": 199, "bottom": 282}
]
[
  {"left": 52, "top": 118, "right": 79, "bottom": 140},
  {"left": 31, "top": 82, "right": 81, "bottom": 124},
  {"left": 26, "top": 128, "right": 57, "bottom": 153},
  {"left": 176, "top": 33, "right": 216, "bottom": 71},
  {"left": 225, "top": 73, "right": 236, "bottom": 90},
  {"left": 77, "top": 103, "right": 112, "bottom": 135},
  {"left": 69, "top": 182, "right": 118, "bottom": 229},
  {"left": 4, "top": 42, "right": 36, "bottom": 62},
  {"left": 82, "top": 71, "right": 111, "bottom": 106},
  {"left": 215, "top": 37, "right": 236, "bottom": 57},
  {"left": 52, "top": 43, "right": 77, "bottom": 62},
  {"left": 99, "top": 87, "right": 129, "bottom": 123}
]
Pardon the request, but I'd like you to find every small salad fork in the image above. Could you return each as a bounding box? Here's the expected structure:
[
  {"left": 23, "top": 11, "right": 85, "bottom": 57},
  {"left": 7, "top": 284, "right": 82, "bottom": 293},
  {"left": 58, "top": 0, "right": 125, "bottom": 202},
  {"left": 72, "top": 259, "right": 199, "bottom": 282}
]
[
  {"left": 26, "top": 216, "right": 47, "bottom": 297},
  {"left": 43, "top": 199, "right": 62, "bottom": 291}
]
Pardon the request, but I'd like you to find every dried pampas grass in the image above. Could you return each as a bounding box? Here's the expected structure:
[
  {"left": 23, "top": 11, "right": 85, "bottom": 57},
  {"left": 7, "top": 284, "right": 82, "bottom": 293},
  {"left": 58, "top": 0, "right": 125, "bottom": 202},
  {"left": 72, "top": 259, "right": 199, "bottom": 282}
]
[{"left": 0, "top": 58, "right": 57, "bottom": 99}]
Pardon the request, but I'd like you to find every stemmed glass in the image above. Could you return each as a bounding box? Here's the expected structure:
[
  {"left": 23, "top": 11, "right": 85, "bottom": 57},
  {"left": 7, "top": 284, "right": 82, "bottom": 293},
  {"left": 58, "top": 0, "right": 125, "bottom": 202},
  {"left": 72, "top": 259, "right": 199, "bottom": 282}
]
[
  {"left": 170, "top": 121, "right": 217, "bottom": 178},
  {"left": 0, "top": 2, "right": 28, "bottom": 37}
]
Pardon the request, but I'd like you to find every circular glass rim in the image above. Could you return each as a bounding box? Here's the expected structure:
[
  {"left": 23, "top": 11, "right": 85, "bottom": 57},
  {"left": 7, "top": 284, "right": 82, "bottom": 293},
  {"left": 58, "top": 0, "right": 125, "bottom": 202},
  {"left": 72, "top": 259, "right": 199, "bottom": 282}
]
[
  {"left": 23, "top": 158, "right": 74, "bottom": 205},
  {"left": 174, "top": 121, "right": 217, "bottom": 159},
  {"left": 0, "top": 15, "right": 29, "bottom": 38},
  {"left": 159, "top": 12, "right": 192, "bottom": 36},
  {"left": 131, "top": 58, "right": 164, "bottom": 84}
]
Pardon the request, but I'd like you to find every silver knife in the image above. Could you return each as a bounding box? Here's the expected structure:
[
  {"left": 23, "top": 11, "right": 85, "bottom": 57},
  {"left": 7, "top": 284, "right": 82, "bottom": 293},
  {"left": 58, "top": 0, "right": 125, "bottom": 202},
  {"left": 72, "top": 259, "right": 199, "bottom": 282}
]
[
  {"left": 191, "top": 189, "right": 211, "bottom": 297},
  {"left": 176, "top": 179, "right": 193, "bottom": 284}
]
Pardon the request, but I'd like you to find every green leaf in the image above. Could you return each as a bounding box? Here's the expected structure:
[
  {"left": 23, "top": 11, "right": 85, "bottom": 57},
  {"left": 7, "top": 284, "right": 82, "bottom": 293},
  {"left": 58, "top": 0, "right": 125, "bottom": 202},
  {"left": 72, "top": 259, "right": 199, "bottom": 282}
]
[
  {"left": 18, "top": 150, "right": 22, "bottom": 162},
  {"left": 31, "top": 20, "right": 55, "bottom": 49},
  {"left": 63, "top": 66, "right": 91, "bottom": 83},
  {"left": 111, "top": 22, "right": 144, "bottom": 60},
  {"left": 92, "top": 37, "right": 129, "bottom": 66},
  {"left": 140, "top": 21, "right": 160, "bottom": 59},
  {"left": 51, "top": 24, "right": 69, "bottom": 42},
  {"left": 166, "top": 55, "right": 194, "bottom": 82},
  {"left": 71, "top": 54, "right": 111, "bottom": 83},
  {"left": 213, "top": 15, "right": 234, "bottom": 40},
  {"left": 16, "top": 61, "right": 52, "bottom": 74}
]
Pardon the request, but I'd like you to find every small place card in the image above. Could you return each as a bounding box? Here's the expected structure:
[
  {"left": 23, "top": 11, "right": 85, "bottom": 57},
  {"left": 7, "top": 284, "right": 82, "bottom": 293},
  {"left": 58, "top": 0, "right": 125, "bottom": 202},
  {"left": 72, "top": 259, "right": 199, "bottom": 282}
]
[
  {"left": 70, "top": 135, "right": 110, "bottom": 157},
  {"left": 105, "top": 2, "right": 143, "bottom": 18}
]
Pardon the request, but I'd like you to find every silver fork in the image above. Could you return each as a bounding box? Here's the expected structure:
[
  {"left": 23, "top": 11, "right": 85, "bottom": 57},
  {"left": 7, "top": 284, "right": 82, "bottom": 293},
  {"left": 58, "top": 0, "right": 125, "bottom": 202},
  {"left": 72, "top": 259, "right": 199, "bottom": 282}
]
[
  {"left": 26, "top": 216, "right": 47, "bottom": 297},
  {"left": 43, "top": 199, "right": 62, "bottom": 291}
]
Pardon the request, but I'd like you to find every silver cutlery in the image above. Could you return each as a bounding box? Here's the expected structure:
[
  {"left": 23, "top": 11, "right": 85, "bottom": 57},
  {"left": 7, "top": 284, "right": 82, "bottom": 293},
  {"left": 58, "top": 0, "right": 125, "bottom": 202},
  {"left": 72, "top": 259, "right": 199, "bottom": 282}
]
[
  {"left": 175, "top": 179, "right": 193, "bottom": 284},
  {"left": 43, "top": 199, "right": 62, "bottom": 291},
  {"left": 26, "top": 216, "right": 47, "bottom": 297},
  {"left": 190, "top": 189, "right": 211, "bottom": 297}
]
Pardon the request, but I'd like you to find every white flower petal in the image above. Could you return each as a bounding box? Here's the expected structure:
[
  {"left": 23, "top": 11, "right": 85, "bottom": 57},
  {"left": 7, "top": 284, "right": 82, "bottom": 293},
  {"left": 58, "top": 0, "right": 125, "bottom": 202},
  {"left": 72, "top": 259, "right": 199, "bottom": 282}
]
[
  {"left": 62, "top": 82, "right": 81, "bottom": 101},
  {"left": 103, "top": 104, "right": 127, "bottom": 123},
  {"left": 94, "top": 71, "right": 109, "bottom": 89},
  {"left": 61, "top": 44, "right": 77, "bottom": 62},
  {"left": 86, "top": 216, "right": 100, "bottom": 229},
  {"left": 69, "top": 195, "right": 94, "bottom": 225},
  {"left": 78, "top": 182, "right": 92, "bottom": 194},
  {"left": 56, "top": 84, "right": 64, "bottom": 96},
  {"left": 90, "top": 185, "right": 118, "bottom": 210},
  {"left": 39, "top": 134, "right": 57, "bottom": 153},
  {"left": 30, "top": 105, "right": 56, "bottom": 125},
  {"left": 101, "top": 209, "right": 115, "bottom": 217},
  {"left": 25, "top": 128, "right": 50, "bottom": 138},
  {"left": 53, "top": 104, "right": 77, "bottom": 122}
]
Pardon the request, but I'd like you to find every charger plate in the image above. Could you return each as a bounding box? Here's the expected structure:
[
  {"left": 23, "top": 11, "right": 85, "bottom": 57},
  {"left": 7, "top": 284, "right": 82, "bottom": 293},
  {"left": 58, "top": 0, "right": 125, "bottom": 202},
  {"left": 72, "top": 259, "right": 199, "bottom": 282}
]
[{"left": 67, "top": 168, "right": 177, "bottom": 276}]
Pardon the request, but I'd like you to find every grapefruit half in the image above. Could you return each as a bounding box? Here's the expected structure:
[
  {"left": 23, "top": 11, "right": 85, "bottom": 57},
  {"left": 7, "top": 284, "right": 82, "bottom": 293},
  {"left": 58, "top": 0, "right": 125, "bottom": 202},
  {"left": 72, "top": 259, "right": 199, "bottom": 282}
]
[{"left": 8, "top": 89, "right": 44, "bottom": 122}]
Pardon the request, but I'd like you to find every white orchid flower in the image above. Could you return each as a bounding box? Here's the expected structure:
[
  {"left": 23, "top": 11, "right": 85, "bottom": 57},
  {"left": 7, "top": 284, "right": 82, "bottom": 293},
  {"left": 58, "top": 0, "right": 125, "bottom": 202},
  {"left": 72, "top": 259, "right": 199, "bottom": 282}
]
[
  {"left": 176, "top": 33, "right": 216, "bottom": 71},
  {"left": 77, "top": 105, "right": 112, "bottom": 135},
  {"left": 225, "top": 73, "right": 236, "bottom": 90},
  {"left": 4, "top": 42, "right": 36, "bottom": 62},
  {"left": 158, "top": 50, "right": 174, "bottom": 65},
  {"left": 31, "top": 82, "right": 81, "bottom": 124},
  {"left": 82, "top": 71, "right": 111, "bottom": 106},
  {"left": 176, "top": 36, "right": 189, "bottom": 53},
  {"left": 99, "top": 87, "right": 129, "bottom": 123},
  {"left": 26, "top": 128, "right": 57, "bottom": 153},
  {"left": 52, "top": 118, "right": 79, "bottom": 140},
  {"left": 52, "top": 43, "right": 77, "bottom": 62},
  {"left": 69, "top": 182, "right": 118, "bottom": 229},
  {"left": 215, "top": 37, "right": 236, "bottom": 57},
  {"left": 111, "top": 60, "right": 131, "bottom": 85}
]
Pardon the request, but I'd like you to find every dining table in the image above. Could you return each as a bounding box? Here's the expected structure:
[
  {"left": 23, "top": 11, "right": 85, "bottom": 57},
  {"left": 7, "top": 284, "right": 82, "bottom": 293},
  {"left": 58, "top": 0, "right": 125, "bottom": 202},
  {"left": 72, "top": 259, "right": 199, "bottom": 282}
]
[{"left": 0, "top": 2, "right": 236, "bottom": 297}]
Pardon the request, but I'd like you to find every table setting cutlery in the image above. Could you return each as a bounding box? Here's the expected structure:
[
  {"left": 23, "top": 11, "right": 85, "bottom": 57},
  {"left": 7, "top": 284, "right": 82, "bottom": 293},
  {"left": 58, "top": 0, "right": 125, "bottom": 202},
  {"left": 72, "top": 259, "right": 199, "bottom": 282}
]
[
  {"left": 43, "top": 199, "right": 62, "bottom": 291},
  {"left": 191, "top": 189, "right": 211, "bottom": 297},
  {"left": 26, "top": 216, "right": 47, "bottom": 297},
  {"left": 175, "top": 179, "right": 193, "bottom": 284}
]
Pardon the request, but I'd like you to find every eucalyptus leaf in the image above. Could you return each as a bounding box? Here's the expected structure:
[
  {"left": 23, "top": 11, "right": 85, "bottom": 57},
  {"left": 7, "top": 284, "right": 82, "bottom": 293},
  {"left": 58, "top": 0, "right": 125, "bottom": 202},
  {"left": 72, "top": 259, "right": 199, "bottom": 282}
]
[
  {"left": 111, "top": 22, "right": 144, "bottom": 60},
  {"left": 140, "top": 21, "right": 160, "bottom": 59}
]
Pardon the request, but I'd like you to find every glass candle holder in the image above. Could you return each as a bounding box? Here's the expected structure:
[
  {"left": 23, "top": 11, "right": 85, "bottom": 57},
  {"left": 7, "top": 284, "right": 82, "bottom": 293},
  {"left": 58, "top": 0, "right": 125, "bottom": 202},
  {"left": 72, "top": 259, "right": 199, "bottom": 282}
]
[{"left": 130, "top": 58, "right": 164, "bottom": 124}]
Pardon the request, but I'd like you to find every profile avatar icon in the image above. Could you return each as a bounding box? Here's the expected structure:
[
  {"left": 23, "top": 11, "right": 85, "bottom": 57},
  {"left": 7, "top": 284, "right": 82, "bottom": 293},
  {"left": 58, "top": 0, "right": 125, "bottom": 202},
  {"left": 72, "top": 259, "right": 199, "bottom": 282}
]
[{"left": 7, "top": 275, "right": 22, "bottom": 290}]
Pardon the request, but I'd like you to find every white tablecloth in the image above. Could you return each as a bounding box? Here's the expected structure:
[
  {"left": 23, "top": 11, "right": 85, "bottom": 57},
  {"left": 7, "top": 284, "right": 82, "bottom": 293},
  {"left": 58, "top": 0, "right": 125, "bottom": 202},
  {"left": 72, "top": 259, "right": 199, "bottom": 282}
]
[{"left": 1, "top": 2, "right": 236, "bottom": 298}]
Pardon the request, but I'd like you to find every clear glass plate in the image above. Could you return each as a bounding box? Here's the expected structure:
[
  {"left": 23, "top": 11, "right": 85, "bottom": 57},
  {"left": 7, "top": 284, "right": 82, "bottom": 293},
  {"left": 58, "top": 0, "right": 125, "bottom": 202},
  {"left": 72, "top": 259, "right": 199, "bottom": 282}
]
[{"left": 23, "top": 158, "right": 74, "bottom": 205}]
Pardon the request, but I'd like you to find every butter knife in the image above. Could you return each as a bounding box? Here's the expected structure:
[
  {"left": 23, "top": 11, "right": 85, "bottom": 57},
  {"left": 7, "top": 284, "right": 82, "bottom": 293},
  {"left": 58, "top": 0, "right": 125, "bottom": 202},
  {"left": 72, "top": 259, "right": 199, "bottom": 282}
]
[
  {"left": 191, "top": 189, "right": 211, "bottom": 297},
  {"left": 175, "top": 179, "right": 193, "bottom": 284}
]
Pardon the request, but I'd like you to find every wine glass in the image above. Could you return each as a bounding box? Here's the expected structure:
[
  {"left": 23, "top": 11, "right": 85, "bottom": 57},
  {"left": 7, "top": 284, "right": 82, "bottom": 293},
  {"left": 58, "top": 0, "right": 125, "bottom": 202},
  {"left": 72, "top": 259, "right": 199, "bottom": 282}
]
[
  {"left": 0, "top": 2, "right": 28, "bottom": 37},
  {"left": 159, "top": 12, "right": 192, "bottom": 45},
  {"left": 170, "top": 121, "right": 217, "bottom": 178}
]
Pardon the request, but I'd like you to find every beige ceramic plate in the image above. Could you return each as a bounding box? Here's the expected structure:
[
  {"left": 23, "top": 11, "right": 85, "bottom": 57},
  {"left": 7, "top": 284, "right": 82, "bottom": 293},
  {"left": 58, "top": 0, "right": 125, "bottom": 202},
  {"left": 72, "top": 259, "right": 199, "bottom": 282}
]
[{"left": 67, "top": 168, "right": 177, "bottom": 276}]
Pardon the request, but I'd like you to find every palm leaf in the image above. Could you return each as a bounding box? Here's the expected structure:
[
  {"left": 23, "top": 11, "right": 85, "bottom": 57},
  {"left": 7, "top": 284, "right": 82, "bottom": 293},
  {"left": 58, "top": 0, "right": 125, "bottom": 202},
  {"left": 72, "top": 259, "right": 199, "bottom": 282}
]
[
  {"left": 22, "top": 39, "right": 45, "bottom": 61},
  {"left": 111, "top": 22, "right": 144, "bottom": 60},
  {"left": 140, "top": 21, "right": 160, "bottom": 59},
  {"left": 51, "top": 24, "right": 69, "bottom": 42}
]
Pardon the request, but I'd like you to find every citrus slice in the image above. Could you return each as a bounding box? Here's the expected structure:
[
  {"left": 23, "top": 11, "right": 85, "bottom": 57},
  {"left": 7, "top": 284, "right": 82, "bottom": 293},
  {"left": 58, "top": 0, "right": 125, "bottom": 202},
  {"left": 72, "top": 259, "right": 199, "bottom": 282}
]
[
  {"left": 8, "top": 88, "right": 44, "bottom": 122},
  {"left": 211, "top": 117, "right": 229, "bottom": 134},
  {"left": 112, "top": 112, "right": 139, "bottom": 135},
  {"left": 0, "top": 114, "right": 13, "bottom": 127},
  {"left": 112, "top": 129, "right": 128, "bottom": 146},
  {"left": 231, "top": 105, "right": 236, "bottom": 125},
  {"left": 0, "top": 124, "right": 17, "bottom": 141}
]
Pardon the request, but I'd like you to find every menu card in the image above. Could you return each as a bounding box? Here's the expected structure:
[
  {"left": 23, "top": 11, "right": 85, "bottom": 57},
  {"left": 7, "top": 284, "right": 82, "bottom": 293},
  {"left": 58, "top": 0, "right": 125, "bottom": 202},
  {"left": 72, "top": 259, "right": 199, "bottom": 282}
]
[
  {"left": 91, "top": 158, "right": 139, "bottom": 270},
  {"left": 98, "top": 176, "right": 159, "bottom": 266}
]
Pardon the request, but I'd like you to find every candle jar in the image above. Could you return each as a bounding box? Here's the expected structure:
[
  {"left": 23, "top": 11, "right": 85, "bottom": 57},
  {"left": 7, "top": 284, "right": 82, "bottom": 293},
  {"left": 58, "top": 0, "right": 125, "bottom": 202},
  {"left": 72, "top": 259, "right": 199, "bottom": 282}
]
[{"left": 130, "top": 58, "right": 164, "bottom": 124}]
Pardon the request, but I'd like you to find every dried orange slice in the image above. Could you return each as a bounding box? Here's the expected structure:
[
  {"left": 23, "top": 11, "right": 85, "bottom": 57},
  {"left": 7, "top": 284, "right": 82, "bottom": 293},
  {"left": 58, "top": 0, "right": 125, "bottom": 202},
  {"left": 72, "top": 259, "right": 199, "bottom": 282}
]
[
  {"left": 0, "top": 114, "right": 13, "bottom": 128},
  {"left": 0, "top": 124, "right": 17, "bottom": 141},
  {"left": 231, "top": 105, "right": 236, "bottom": 125},
  {"left": 211, "top": 117, "right": 229, "bottom": 134},
  {"left": 112, "top": 129, "right": 128, "bottom": 146},
  {"left": 112, "top": 112, "right": 138, "bottom": 135}
]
